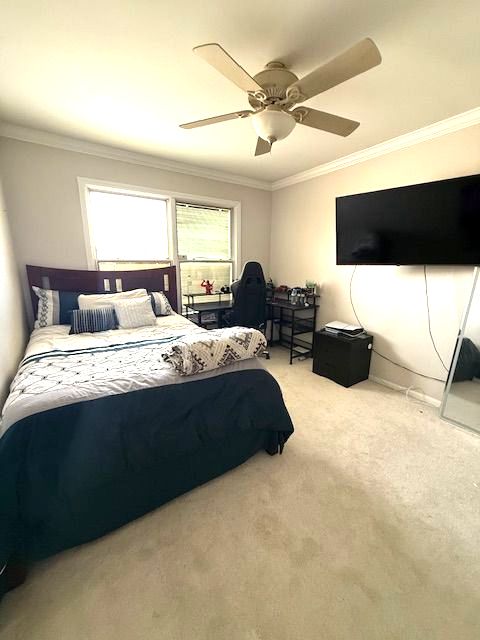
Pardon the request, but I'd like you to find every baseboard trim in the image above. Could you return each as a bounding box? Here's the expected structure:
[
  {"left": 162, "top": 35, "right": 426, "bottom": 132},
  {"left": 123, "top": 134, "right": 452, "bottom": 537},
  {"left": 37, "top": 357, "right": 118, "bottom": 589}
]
[{"left": 369, "top": 374, "right": 441, "bottom": 407}]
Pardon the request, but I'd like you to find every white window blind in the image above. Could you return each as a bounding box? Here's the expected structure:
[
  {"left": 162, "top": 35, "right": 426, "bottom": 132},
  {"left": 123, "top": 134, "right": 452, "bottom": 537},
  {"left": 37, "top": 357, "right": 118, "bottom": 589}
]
[
  {"left": 88, "top": 190, "right": 169, "bottom": 262},
  {"left": 176, "top": 203, "right": 231, "bottom": 260},
  {"left": 176, "top": 203, "right": 234, "bottom": 302}
]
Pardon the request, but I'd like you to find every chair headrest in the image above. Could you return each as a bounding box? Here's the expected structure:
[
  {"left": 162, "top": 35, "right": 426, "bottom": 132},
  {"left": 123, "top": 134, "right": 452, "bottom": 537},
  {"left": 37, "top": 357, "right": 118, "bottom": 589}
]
[{"left": 240, "top": 261, "right": 265, "bottom": 281}]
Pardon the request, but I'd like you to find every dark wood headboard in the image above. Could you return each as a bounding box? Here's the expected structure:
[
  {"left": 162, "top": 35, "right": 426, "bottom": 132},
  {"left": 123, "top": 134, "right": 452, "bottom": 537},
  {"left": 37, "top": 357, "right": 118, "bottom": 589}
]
[{"left": 26, "top": 265, "right": 178, "bottom": 316}]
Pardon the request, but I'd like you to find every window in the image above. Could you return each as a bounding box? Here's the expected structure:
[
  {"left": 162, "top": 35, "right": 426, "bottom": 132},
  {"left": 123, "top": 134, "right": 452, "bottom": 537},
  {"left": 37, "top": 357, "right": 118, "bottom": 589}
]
[
  {"left": 86, "top": 189, "right": 170, "bottom": 270},
  {"left": 80, "top": 179, "right": 241, "bottom": 307},
  {"left": 176, "top": 203, "right": 233, "bottom": 299}
]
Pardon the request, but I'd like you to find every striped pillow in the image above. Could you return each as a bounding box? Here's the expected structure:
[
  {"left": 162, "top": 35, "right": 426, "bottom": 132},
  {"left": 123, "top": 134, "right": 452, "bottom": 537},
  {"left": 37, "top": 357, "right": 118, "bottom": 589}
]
[
  {"left": 113, "top": 297, "right": 157, "bottom": 329},
  {"left": 69, "top": 307, "right": 118, "bottom": 334},
  {"left": 150, "top": 291, "right": 174, "bottom": 316}
]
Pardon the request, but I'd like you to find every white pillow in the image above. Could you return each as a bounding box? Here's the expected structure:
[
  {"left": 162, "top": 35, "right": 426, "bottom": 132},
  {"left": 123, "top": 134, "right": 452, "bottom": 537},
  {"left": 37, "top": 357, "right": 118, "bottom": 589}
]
[
  {"left": 78, "top": 288, "right": 147, "bottom": 310},
  {"left": 113, "top": 297, "right": 157, "bottom": 329}
]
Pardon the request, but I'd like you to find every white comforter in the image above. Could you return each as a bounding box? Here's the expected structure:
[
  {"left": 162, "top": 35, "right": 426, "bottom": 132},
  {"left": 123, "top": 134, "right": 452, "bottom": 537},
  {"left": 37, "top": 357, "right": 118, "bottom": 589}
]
[{"left": 1, "top": 313, "right": 263, "bottom": 436}]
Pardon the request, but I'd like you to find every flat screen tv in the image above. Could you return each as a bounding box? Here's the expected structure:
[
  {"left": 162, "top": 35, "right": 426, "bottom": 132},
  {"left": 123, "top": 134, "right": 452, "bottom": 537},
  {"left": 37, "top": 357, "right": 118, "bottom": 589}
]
[{"left": 336, "top": 174, "right": 480, "bottom": 265}]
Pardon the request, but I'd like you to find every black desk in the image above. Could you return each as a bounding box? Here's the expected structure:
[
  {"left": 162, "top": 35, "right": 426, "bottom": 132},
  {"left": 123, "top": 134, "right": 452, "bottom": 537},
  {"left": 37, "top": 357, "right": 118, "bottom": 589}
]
[
  {"left": 184, "top": 291, "right": 231, "bottom": 307},
  {"left": 184, "top": 295, "right": 320, "bottom": 366},
  {"left": 268, "top": 299, "right": 319, "bottom": 364}
]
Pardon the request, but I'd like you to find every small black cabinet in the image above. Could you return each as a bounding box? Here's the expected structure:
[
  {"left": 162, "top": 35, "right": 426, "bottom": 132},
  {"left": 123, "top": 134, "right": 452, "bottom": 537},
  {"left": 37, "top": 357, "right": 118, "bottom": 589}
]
[{"left": 313, "top": 330, "right": 373, "bottom": 387}]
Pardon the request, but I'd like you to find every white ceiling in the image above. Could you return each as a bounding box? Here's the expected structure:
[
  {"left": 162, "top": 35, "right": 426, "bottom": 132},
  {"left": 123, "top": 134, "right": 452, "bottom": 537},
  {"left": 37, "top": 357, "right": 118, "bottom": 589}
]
[{"left": 1, "top": 0, "right": 479, "bottom": 183}]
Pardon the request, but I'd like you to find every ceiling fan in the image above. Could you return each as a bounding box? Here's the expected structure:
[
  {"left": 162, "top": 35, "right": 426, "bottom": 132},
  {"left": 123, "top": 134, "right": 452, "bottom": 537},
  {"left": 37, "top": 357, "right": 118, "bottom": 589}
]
[{"left": 180, "top": 38, "right": 381, "bottom": 156}]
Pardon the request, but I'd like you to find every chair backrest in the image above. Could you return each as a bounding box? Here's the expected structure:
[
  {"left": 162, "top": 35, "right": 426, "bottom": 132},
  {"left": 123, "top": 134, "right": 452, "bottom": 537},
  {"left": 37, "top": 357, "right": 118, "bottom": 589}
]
[{"left": 231, "top": 261, "right": 266, "bottom": 329}]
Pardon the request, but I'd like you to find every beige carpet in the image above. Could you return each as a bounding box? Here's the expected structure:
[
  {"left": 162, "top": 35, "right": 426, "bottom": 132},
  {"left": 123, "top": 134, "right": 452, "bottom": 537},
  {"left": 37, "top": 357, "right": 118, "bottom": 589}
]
[{"left": 1, "top": 348, "right": 480, "bottom": 640}]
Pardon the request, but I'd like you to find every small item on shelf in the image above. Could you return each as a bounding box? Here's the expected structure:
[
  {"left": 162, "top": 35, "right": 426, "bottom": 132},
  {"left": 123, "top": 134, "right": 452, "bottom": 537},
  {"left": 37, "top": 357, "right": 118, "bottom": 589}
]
[
  {"left": 289, "top": 287, "right": 304, "bottom": 305},
  {"left": 305, "top": 280, "right": 317, "bottom": 295},
  {"left": 220, "top": 285, "right": 231, "bottom": 294},
  {"left": 201, "top": 279, "right": 214, "bottom": 295},
  {"left": 201, "top": 312, "right": 216, "bottom": 324},
  {"left": 186, "top": 274, "right": 192, "bottom": 294},
  {"left": 266, "top": 278, "right": 275, "bottom": 300}
]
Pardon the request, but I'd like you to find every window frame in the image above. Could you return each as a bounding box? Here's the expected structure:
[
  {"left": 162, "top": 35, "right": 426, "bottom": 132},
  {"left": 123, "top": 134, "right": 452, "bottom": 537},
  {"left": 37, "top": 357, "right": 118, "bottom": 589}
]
[
  {"left": 175, "top": 201, "right": 235, "bottom": 298},
  {"left": 78, "top": 177, "right": 242, "bottom": 310}
]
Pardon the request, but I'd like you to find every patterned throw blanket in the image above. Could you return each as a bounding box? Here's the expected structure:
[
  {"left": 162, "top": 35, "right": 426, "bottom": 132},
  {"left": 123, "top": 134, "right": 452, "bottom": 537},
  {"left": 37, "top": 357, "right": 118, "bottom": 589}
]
[{"left": 162, "top": 327, "right": 267, "bottom": 375}]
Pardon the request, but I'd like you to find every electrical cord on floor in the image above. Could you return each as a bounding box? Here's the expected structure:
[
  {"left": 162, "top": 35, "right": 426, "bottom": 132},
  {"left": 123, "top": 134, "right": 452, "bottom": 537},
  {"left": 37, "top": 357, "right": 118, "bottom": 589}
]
[
  {"left": 423, "top": 265, "right": 449, "bottom": 372},
  {"left": 349, "top": 265, "right": 446, "bottom": 383}
]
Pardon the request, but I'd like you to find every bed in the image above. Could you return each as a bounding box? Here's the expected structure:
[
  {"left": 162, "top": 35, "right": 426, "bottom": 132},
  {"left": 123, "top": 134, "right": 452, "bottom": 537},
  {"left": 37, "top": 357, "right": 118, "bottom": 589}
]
[{"left": 0, "top": 265, "right": 294, "bottom": 596}]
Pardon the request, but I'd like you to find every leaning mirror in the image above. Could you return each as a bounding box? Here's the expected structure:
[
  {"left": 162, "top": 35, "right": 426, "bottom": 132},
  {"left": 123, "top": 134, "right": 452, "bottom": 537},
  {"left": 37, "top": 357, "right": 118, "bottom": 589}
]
[{"left": 441, "top": 268, "right": 480, "bottom": 433}]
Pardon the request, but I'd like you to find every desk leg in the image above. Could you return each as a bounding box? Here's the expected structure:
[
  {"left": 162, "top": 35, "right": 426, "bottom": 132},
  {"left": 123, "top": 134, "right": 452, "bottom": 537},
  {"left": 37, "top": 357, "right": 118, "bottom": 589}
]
[
  {"left": 267, "top": 304, "right": 273, "bottom": 345},
  {"left": 279, "top": 307, "right": 283, "bottom": 350},
  {"left": 289, "top": 309, "right": 295, "bottom": 365}
]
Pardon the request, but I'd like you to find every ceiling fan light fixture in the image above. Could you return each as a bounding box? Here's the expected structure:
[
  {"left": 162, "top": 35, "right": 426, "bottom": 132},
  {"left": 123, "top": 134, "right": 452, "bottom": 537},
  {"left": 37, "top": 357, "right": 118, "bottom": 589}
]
[{"left": 251, "top": 108, "right": 296, "bottom": 143}]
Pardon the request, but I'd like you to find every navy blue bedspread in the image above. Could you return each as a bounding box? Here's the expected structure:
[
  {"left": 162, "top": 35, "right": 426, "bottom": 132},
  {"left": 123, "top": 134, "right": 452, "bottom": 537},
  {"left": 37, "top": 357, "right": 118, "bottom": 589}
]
[{"left": 0, "top": 368, "right": 293, "bottom": 577}]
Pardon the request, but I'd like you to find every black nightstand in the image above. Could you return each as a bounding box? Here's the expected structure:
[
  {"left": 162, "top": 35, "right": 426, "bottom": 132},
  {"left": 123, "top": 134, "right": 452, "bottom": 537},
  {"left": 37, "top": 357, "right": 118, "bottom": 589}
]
[{"left": 313, "top": 330, "right": 373, "bottom": 387}]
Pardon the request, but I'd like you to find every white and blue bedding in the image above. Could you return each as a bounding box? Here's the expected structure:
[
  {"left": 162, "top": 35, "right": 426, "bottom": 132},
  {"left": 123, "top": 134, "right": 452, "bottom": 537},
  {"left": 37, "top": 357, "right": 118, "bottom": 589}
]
[
  {"left": 1, "top": 313, "right": 263, "bottom": 435},
  {"left": 0, "top": 313, "right": 294, "bottom": 583}
]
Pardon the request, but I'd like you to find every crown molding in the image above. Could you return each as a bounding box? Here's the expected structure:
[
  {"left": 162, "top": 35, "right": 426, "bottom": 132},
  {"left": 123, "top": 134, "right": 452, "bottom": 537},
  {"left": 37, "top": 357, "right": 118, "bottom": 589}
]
[
  {"left": 1, "top": 107, "right": 479, "bottom": 194},
  {"left": 0, "top": 122, "right": 272, "bottom": 191},
  {"left": 271, "top": 106, "right": 480, "bottom": 190}
]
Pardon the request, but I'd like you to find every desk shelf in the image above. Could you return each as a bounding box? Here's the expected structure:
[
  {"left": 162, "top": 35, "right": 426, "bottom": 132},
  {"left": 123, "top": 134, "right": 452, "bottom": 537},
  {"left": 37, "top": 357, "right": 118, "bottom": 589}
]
[
  {"left": 268, "top": 297, "right": 319, "bottom": 364},
  {"left": 184, "top": 300, "right": 232, "bottom": 329},
  {"left": 276, "top": 319, "right": 315, "bottom": 335}
]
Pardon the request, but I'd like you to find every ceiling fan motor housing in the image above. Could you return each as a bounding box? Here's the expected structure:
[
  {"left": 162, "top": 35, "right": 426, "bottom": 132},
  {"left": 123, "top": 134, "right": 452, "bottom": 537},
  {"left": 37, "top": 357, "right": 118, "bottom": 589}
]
[{"left": 249, "top": 62, "right": 299, "bottom": 107}]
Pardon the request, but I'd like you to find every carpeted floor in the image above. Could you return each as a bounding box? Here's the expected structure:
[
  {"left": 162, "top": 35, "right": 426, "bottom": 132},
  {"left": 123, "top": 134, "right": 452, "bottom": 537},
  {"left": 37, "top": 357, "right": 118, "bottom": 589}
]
[{"left": 1, "top": 347, "right": 480, "bottom": 640}]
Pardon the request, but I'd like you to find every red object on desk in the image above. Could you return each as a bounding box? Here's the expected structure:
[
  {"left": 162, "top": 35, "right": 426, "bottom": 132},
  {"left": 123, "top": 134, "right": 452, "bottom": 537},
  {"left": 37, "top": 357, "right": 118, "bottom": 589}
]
[{"left": 201, "top": 279, "right": 214, "bottom": 295}]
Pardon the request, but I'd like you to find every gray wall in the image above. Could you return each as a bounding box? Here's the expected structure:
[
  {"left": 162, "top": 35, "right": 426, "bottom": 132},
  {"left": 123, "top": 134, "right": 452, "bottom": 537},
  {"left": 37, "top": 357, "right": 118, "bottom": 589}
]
[
  {"left": 270, "top": 124, "right": 480, "bottom": 402},
  {"left": 0, "top": 137, "right": 272, "bottom": 322},
  {"left": 0, "top": 177, "right": 27, "bottom": 404}
]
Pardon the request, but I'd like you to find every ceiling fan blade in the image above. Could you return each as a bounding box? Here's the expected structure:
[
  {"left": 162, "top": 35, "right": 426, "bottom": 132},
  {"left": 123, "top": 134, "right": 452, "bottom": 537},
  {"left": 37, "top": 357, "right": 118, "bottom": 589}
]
[
  {"left": 254, "top": 137, "right": 271, "bottom": 156},
  {"left": 288, "top": 38, "right": 381, "bottom": 101},
  {"left": 292, "top": 107, "right": 360, "bottom": 137},
  {"left": 180, "top": 110, "right": 252, "bottom": 129},
  {"left": 194, "top": 43, "right": 263, "bottom": 93}
]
